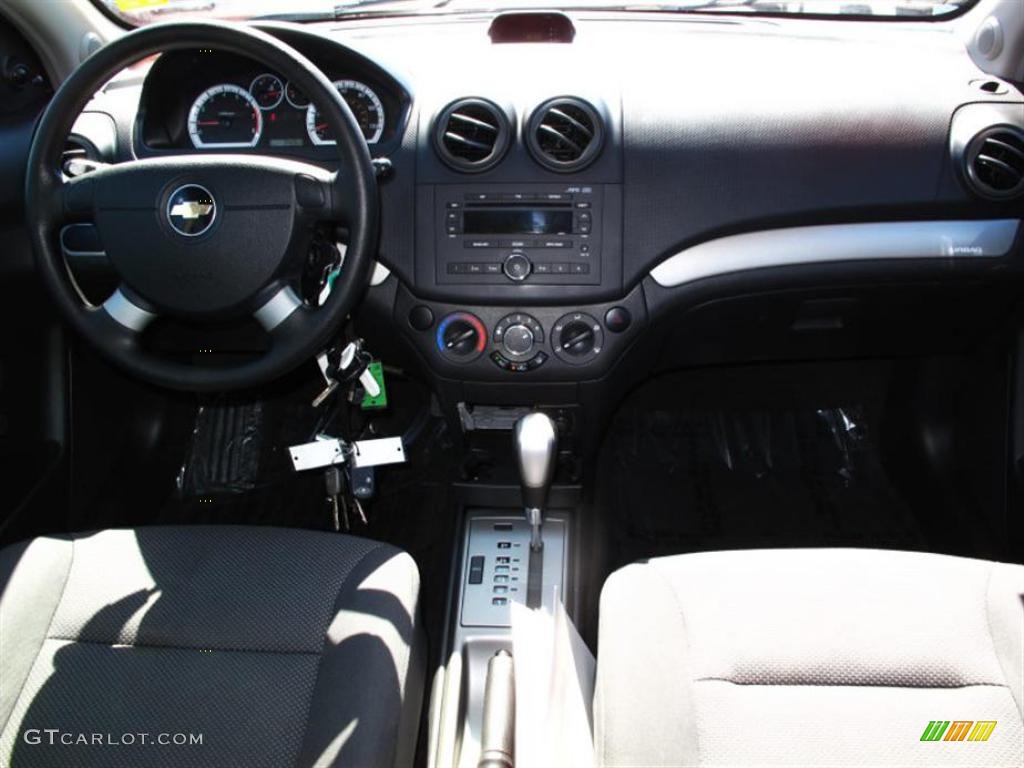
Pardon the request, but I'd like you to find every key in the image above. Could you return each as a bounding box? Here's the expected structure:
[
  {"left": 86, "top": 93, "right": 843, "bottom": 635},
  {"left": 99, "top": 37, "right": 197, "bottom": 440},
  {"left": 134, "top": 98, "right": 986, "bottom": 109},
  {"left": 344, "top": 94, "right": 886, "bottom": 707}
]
[
  {"left": 312, "top": 379, "right": 339, "bottom": 408},
  {"left": 339, "top": 494, "right": 351, "bottom": 531},
  {"left": 325, "top": 467, "right": 345, "bottom": 531},
  {"left": 353, "top": 496, "right": 368, "bottom": 526}
]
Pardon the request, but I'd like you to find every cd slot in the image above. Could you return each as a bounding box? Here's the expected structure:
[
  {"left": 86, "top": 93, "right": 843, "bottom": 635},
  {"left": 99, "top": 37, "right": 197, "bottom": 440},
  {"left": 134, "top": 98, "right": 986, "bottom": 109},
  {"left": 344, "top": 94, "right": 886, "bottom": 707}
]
[{"left": 464, "top": 201, "right": 573, "bottom": 208}]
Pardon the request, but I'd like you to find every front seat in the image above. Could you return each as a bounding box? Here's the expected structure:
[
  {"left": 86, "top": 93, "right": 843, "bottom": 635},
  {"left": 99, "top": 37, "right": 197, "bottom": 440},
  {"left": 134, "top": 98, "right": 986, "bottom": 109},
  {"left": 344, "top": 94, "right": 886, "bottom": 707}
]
[
  {"left": 595, "top": 548, "right": 1024, "bottom": 767},
  {"left": 0, "top": 526, "right": 424, "bottom": 768}
]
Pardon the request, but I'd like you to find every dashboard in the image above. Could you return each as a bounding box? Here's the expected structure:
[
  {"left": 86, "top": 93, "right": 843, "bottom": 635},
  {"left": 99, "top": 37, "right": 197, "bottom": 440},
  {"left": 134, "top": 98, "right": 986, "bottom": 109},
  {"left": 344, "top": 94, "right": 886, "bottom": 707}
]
[{"left": 56, "top": 15, "right": 1024, "bottom": 399}]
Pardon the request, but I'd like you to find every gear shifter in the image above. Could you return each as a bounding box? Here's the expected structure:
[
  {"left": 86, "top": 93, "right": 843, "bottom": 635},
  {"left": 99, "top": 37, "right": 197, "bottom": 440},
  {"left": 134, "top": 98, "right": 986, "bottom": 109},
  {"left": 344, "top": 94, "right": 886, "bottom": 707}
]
[{"left": 514, "top": 412, "right": 557, "bottom": 553}]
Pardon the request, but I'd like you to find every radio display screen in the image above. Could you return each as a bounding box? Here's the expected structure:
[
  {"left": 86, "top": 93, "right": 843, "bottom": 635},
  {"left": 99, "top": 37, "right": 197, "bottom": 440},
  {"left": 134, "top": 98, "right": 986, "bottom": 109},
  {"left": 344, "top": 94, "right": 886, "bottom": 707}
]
[{"left": 462, "top": 209, "right": 573, "bottom": 235}]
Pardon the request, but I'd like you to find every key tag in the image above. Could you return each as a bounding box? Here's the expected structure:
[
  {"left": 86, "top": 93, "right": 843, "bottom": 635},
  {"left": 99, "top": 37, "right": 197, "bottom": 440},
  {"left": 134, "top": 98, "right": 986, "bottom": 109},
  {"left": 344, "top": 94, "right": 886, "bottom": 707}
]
[{"left": 360, "top": 361, "right": 387, "bottom": 410}]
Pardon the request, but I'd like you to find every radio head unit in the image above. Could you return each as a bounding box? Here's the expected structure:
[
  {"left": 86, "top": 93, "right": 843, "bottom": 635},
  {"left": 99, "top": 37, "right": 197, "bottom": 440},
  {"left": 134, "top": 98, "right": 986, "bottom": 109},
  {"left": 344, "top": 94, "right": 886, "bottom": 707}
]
[{"left": 436, "top": 185, "right": 603, "bottom": 285}]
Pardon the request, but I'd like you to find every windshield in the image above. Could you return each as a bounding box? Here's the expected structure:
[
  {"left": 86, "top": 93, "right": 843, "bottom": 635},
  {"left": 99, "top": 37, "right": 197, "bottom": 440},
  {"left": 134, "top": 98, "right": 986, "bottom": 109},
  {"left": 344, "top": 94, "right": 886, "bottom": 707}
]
[{"left": 97, "top": 0, "right": 973, "bottom": 24}]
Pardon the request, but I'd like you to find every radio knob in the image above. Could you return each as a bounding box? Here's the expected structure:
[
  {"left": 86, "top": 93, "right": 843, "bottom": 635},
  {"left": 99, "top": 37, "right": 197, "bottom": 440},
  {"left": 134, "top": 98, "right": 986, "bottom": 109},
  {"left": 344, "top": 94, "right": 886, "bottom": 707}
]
[
  {"left": 502, "top": 252, "right": 532, "bottom": 282},
  {"left": 503, "top": 324, "right": 535, "bottom": 358}
]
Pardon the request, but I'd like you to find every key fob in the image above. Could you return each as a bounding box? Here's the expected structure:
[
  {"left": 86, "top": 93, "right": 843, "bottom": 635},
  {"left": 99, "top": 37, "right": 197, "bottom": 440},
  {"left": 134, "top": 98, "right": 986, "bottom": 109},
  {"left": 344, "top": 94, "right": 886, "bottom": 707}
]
[{"left": 350, "top": 466, "right": 375, "bottom": 500}]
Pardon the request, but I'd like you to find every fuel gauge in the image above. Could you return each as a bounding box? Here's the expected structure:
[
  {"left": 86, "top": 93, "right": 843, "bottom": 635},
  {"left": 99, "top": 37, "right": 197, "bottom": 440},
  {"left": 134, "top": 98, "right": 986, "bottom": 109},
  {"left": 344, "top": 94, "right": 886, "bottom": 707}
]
[{"left": 249, "top": 74, "right": 283, "bottom": 110}]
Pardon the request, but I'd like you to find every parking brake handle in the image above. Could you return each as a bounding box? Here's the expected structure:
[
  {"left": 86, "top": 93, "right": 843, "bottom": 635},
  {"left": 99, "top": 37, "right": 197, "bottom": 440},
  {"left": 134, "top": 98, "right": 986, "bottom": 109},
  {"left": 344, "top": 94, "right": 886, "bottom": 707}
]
[{"left": 478, "top": 650, "right": 515, "bottom": 768}]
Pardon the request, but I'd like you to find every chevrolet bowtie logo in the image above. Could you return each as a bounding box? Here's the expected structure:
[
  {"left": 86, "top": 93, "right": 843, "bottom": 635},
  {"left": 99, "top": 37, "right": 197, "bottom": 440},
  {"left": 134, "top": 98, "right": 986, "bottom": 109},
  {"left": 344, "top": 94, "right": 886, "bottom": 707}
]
[
  {"left": 166, "top": 185, "right": 216, "bottom": 237},
  {"left": 170, "top": 201, "right": 214, "bottom": 220}
]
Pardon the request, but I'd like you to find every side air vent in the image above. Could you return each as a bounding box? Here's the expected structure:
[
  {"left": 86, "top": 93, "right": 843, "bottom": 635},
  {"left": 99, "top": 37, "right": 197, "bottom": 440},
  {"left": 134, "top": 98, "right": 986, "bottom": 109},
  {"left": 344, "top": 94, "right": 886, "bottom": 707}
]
[
  {"left": 526, "top": 97, "right": 604, "bottom": 172},
  {"left": 62, "top": 136, "right": 100, "bottom": 177},
  {"left": 964, "top": 127, "right": 1024, "bottom": 200},
  {"left": 63, "top": 138, "right": 93, "bottom": 162},
  {"left": 434, "top": 98, "right": 510, "bottom": 173}
]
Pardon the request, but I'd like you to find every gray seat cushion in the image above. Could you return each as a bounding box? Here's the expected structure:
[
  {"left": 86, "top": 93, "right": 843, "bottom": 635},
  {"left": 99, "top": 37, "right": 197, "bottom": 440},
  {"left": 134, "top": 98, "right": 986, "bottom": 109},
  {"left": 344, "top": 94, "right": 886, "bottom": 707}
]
[
  {"left": 0, "top": 526, "right": 424, "bottom": 768},
  {"left": 595, "top": 548, "right": 1024, "bottom": 767}
]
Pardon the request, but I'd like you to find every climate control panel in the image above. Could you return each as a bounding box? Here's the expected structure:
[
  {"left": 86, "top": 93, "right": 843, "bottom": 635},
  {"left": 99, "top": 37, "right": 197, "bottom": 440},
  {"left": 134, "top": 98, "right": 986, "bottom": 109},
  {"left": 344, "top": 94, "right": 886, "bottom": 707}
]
[{"left": 397, "top": 284, "right": 644, "bottom": 382}]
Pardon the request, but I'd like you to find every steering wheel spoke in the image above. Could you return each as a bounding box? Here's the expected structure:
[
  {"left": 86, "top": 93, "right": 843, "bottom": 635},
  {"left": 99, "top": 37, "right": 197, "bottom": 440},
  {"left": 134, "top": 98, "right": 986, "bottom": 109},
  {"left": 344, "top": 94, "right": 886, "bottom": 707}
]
[
  {"left": 292, "top": 168, "right": 358, "bottom": 226},
  {"left": 101, "top": 285, "right": 159, "bottom": 333},
  {"left": 254, "top": 284, "right": 304, "bottom": 332},
  {"left": 49, "top": 172, "right": 96, "bottom": 226}
]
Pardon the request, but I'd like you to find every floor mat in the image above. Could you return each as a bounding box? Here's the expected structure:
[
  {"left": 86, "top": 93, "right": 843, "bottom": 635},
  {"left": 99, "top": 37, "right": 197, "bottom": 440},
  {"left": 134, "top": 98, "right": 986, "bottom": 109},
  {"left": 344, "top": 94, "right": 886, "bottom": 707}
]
[{"left": 599, "top": 363, "right": 929, "bottom": 569}]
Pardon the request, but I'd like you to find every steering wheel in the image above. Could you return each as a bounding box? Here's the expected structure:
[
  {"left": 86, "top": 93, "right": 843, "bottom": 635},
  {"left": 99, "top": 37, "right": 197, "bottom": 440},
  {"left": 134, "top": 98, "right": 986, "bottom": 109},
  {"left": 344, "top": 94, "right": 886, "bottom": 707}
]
[{"left": 25, "top": 22, "right": 378, "bottom": 391}]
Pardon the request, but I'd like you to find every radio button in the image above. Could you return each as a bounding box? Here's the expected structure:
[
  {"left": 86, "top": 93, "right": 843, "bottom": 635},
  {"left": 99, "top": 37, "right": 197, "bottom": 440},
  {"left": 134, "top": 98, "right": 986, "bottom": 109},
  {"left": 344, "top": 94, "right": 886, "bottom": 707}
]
[
  {"left": 534, "top": 263, "right": 552, "bottom": 274},
  {"left": 503, "top": 253, "right": 532, "bottom": 281},
  {"left": 552, "top": 263, "right": 569, "bottom": 274},
  {"left": 464, "top": 240, "right": 495, "bottom": 248},
  {"left": 541, "top": 240, "right": 571, "bottom": 249},
  {"left": 484, "top": 263, "right": 502, "bottom": 274}
]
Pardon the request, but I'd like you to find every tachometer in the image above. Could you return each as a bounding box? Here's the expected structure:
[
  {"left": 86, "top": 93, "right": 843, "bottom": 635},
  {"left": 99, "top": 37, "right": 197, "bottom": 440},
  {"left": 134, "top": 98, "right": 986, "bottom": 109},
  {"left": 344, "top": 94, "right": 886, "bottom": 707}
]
[
  {"left": 188, "top": 84, "right": 262, "bottom": 149},
  {"left": 306, "top": 80, "right": 385, "bottom": 146},
  {"left": 249, "top": 73, "right": 284, "bottom": 110}
]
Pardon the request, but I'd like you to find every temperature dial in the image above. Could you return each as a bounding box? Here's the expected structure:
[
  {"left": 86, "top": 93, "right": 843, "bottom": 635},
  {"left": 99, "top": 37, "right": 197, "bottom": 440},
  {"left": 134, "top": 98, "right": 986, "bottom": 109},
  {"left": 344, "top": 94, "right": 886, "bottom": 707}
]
[
  {"left": 437, "top": 312, "right": 486, "bottom": 361},
  {"left": 552, "top": 312, "right": 604, "bottom": 365}
]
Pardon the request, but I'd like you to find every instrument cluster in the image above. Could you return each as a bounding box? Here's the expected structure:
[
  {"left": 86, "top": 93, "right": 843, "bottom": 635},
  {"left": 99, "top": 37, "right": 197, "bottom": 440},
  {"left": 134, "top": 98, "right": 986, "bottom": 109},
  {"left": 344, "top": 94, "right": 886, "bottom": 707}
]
[
  {"left": 137, "top": 49, "right": 406, "bottom": 157},
  {"left": 186, "top": 74, "right": 386, "bottom": 150}
]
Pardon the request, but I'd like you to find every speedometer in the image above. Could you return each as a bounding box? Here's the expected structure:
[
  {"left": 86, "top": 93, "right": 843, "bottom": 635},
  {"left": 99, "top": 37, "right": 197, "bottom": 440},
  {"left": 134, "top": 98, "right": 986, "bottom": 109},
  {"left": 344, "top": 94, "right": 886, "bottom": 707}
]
[
  {"left": 188, "top": 84, "right": 262, "bottom": 149},
  {"left": 306, "top": 80, "right": 385, "bottom": 146}
]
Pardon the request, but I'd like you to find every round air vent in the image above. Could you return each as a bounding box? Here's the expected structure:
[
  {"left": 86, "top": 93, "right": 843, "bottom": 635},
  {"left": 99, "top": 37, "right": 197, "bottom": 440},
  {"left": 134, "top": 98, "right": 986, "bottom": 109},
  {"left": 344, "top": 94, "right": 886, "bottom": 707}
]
[
  {"left": 964, "top": 127, "right": 1024, "bottom": 200},
  {"left": 434, "top": 98, "right": 510, "bottom": 173},
  {"left": 61, "top": 136, "right": 101, "bottom": 177},
  {"left": 526, "top": 97, "right": 604, "bottom": 173}
]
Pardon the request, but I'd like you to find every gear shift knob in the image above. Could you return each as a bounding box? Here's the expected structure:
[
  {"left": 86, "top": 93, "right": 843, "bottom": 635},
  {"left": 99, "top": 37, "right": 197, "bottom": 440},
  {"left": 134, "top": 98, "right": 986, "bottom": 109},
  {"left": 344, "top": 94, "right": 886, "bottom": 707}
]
[{"left": 514, "top": 412, "right": 557, "bottom": 551}]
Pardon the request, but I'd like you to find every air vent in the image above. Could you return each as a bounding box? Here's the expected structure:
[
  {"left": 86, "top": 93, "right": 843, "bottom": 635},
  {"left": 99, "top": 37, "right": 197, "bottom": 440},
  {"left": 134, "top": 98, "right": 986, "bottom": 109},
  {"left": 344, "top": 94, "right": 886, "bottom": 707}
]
[
  {"left": 527, "top": 97, "right": 604, "bottom": 173},
  {"left": 964, "top": 127, "right": 1024, "bottom": 200},
  {"left": 62, "top": 136, "right": 100, "bottom": 177},
  {"left": 63, "top": 138, "right": 92, "bottom": 162},
  {"left": 434, "top": 98, "right": 510, "bottom": 173}
]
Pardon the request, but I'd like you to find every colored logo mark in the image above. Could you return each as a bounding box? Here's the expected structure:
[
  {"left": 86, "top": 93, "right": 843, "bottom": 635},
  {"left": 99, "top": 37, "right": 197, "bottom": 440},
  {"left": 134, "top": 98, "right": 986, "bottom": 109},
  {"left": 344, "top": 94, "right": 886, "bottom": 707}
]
[{"left": 920, "top": 721, "right": 997, "bottom": 742}]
